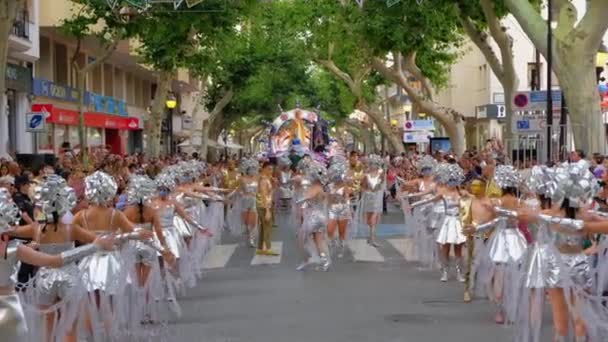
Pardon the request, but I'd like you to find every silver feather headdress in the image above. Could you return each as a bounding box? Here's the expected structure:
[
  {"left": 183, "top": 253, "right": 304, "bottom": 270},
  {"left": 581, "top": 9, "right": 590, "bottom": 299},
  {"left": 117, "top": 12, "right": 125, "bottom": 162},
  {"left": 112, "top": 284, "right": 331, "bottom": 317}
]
[
  {"left": 155, "top": 171, "right": 177, "bottom": 191},
  {"left": 305, "top": 160, "right": 328, "bottom": 185},
  {"left": 363, "top": 154, "right": 385, "bottom": 169},
  {"left": 433, "top": 163, "right": 464, "bottom": 186},
  {"left": 239, "top": 158, "right": 260, "bottom": 175},
  {"left": 127, "top": 175, "right": 157, "bottom": 205},
  {"left": 416, "top": 155, "right": 437, "bottom": 175},
  {"left": 85, "top": 171, "right": 118, "bottom": 205},
  {"left": 0, "top": 188, "right": 20, "bottom": 233},
  {"left": 34, "top": 174, "right": 77, "bottom": 219},
  {"left": 493, "top": 165, "right": 521, "bottom": 189},
  {"left": 277, "top": 155, "right": 292, "bottom": 168},
  {"left": 327, "top": 157, "right": 349, "bottom": 184},
  {"left": 544, "top": 160, "right": 599, "bottom": 208}
]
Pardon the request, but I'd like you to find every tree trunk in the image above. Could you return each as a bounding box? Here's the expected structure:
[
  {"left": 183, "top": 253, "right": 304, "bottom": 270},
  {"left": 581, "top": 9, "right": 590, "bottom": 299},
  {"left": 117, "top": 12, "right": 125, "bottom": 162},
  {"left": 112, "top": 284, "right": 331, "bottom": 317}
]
[
  {"left": 75, "top": 71, "right": 88, "bottom": 166},
  {"left": 147, "top": 71, "right": 172, "bottom": 158},
  {"left": 557, "top": 58, "right": 603, "bottom": 154},
  {"left": 199, "top": 89, "right": 233, "bottom": 160},
  {"left": 359, "top": 103, "right": 404, "bottom": 154}
]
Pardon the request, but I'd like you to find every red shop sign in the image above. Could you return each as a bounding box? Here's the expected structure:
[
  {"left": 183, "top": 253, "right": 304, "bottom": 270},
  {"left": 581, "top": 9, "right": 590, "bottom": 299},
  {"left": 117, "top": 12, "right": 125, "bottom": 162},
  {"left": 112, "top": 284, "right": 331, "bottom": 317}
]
[{"left": 31, "top": 104, "right": 140, "bottom": 130}]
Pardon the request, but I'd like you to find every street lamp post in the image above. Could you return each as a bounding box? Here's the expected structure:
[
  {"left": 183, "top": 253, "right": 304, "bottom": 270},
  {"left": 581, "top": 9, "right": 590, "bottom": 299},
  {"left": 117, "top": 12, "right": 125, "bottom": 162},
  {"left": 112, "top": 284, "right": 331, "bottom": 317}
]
[
  {"left": 546, "top": 0, "right": 553, "bottom": 162},
  {"left": 166, "top": 93, "right": 177, "bottom": 156}
]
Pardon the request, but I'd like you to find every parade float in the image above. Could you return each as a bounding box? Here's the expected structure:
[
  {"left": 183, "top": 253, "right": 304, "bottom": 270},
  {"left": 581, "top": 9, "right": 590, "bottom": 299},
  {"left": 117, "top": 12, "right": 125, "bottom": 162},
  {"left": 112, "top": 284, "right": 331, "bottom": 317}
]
[{"left": 266, "top": 107, "right": 329, "bottom": 157}]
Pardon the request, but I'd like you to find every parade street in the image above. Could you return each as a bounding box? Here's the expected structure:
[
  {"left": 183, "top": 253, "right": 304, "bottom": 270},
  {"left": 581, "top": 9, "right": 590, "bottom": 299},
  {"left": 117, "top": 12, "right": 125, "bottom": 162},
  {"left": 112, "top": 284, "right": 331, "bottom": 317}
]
[{"left": 173, "top": 209, "right": 518, "bottom": 342}]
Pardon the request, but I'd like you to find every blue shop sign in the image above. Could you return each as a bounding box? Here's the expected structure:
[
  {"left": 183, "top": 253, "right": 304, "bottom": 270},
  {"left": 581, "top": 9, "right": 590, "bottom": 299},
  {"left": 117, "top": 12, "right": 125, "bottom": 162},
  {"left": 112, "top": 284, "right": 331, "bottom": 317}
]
[
  {"left": 87, "top": 92, "right": 128, "bottom": 116},
  {"left": 33, "top": 78, "right": 80, "bottom": 102},
  {"left": 32, "top": 78, "right": 128, "bottom": 116}
]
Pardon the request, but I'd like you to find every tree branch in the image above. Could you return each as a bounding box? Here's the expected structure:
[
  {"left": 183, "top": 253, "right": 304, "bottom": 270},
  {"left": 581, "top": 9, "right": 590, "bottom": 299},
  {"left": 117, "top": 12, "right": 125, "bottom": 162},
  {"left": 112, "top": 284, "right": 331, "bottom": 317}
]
[
  {"left": 458, "top": 12, "right": 505, "bottom": 80},
  {"left": 503, "top": 0, "right": 548, "bottom": 55},
  {"left": 575, "top": 0, "right": 608, "bottom": 51},
  {"left": 316, "top": 59, "right": 360, "bottom": 96},
  {"left": 209, "top": 88, "right": 234, "bottom": 122},
  {"left": 401, "top": 52, "right": 433, "bottom": 100},
  {"left": 81, "top": 38, "right": 120, "bottom": 74}
]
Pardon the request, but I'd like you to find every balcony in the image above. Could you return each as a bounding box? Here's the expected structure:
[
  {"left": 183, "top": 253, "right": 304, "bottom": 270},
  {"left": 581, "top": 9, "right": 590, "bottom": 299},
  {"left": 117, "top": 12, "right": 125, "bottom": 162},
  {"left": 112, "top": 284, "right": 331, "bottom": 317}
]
[{"left": 9, "top": 11, "right": 33, "bottom": 53}]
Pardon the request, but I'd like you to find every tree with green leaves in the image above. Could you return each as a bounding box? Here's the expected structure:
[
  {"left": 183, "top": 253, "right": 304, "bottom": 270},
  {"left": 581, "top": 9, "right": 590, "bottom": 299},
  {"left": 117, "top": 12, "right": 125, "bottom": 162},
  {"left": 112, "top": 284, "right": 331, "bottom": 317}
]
[
  {"left": 503, "top": 0, "right": 608, "bottom": 154},
  {"left": 290, "top": 0, "right": 405, "bottom": 154},
  {"left": 195, "top": 0, "right": 313, "bottom": 158},
  {"left": 456, "top": 0, "right": 519, "bottom": 142},
  {"left": 131, "top": 0, "right": 251, "bottom": 158},
  {"left": 354, "top": 0, "right": 468, "bottom": 155},
  {"left": 61, "top": 0, "right": 143, "bottom": 166}
]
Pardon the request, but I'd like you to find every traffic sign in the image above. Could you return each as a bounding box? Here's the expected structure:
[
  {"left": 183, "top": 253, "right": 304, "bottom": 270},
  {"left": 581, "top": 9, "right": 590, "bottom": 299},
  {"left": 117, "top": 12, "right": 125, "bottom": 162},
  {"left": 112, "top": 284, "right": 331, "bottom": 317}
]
[
  {"left": 403, "top": 131, "right": 433, "bottom": 143},
  {"left": 26, "top": 112, "right": 46, "bottom": 132},
  {"left": 404, "top": 119, "right": 434, "bottom": 131},
  {"left": 511, "top": 115, "right": 543, "bottom": 134},
  {"left": 512, "top": 90, "right": 561, "bottom": 111}
]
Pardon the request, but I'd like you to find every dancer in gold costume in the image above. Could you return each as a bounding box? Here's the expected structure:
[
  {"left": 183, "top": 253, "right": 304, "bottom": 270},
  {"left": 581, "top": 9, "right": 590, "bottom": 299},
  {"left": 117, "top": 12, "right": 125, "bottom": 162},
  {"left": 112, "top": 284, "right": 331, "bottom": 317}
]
[{"left": 256, "top": 162, "right": 278, "bottom": 256}]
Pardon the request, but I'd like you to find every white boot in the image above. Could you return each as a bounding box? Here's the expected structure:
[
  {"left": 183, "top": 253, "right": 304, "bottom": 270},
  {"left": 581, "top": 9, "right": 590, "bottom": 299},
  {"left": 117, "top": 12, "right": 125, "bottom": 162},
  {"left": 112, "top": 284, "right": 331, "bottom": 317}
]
[{"left": 440, "top": 267, "right": 449, "bottom": 282}]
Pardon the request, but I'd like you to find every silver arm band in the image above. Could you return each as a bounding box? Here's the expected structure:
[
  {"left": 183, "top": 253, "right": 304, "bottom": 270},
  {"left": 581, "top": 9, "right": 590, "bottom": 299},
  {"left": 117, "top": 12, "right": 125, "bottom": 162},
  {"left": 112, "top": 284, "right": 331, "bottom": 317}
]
[
  {"left": 115, "top": 228, "right": 144, "bottom": 243},
  {"left": 60, "top": 244, "right": 99, "bottom": 265},
  {"left": 588, "top": 210, "right": 608, "bottom": 218},
  {"left": 538, "top": 214, "right": 584, "bottom": 231},
  {"left": 475, "top": 217, "right": 503, "bottom": 233},
  {"left": 411, "top": 195, "right": 441, "bottom": 209},
  {"left": 493, "top": 207, "right": 519, "bottom": 219}
]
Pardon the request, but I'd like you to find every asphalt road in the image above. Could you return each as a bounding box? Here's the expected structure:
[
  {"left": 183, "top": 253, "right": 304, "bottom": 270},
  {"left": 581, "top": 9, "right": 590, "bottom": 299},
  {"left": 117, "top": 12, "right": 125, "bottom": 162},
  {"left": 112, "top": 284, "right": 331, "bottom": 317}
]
[{"left": 168, "top": 205, "right": 529, "bottom": 342}]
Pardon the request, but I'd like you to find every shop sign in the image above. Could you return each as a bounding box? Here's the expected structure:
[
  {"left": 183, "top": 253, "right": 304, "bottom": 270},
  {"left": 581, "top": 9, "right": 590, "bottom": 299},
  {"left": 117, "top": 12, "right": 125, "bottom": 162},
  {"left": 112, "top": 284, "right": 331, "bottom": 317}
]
[
  {"left": 32, "top": 78, "right": 80, "bottom": 102},
  {"left": 33, "top": 78, "right": 128, "bottom": 116},
  {"left": 87, "top": 92, "right": 128, "bottom": 116},
  {"left": 6, "top": 63, "right": 32, "bottom": 92},
  {"left": 32, "top": 104, "right": 139, "bottom": 130}
]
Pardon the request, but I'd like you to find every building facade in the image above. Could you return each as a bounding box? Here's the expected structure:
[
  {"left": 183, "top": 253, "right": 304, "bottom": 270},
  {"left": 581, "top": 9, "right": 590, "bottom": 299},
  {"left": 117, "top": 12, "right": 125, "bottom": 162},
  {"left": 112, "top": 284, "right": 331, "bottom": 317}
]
[{"left": 0, "top": 0, "right": 39, "bottom": 159}]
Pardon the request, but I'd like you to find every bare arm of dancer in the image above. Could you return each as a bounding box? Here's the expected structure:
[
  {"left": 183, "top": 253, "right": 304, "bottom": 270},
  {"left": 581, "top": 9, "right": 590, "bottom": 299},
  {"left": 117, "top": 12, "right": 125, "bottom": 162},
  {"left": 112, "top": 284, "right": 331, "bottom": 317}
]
[
  {"left": 71, "top": 223, "right": 97, "bottom": 243},
  {"left": 8, "top": 223, "right": 36, "bottom": 239},
  {"left": 16, "top": 235, "right": 114, "bottom": 268}
]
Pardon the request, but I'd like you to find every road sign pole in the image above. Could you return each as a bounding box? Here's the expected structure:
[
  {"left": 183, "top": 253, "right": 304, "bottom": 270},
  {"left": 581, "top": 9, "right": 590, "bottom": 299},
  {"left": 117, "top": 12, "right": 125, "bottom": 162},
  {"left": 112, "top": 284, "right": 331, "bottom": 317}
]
[{"left": 546, "top": 0, "right": 553, "bottom": 162}]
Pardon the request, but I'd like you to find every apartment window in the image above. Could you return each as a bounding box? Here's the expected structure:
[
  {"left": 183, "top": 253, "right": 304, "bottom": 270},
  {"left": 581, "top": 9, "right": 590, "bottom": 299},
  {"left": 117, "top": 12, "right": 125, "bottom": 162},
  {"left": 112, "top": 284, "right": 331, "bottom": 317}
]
[
  {"left": 113, "top": 68, "right": 124, "bottom": 100},
  {"left": 126, "top": 73, "right": 135, "bottom": 104},
  {"left": 54, "top": 43, "right": 68, "bottom": 85},
  {"left": 103, "top": 64, "right": 113, "bottom": 97},
  {"left": 527, "top": 62, "right": 541, "bottom": 90},
  {"left": 12, "top": 10, "right": 30, "bottom": 40},
  {"left": 92, "top": 63, "right": 102, "bottom": 94},
  {"left": 37, "top": 36, "right": 52, "bottom": 80},
  {"left": 134, "top": 78, "right": 143, "bottom": 108},
  {"left": 142, "top": 80, "right": 151, "bottom": 107}
]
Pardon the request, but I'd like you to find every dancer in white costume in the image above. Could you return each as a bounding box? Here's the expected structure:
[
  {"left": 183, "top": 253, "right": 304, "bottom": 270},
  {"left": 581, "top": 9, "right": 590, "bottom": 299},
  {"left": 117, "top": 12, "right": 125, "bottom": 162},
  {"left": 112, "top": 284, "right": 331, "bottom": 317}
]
[
  {"left": 414, "top": 163, "right": 467, "bottom": 282},
  {"left": 296, "top": 160, "right": 330, "bottom": 271},
  {"left": 229, "top": 158, "right": 260, "bottom": 247},
  {"left": 400, "top": 155, "right": 439, "bottom": 268},
  {"left": 359, "top": 154, "right": 386, "bottom": 247},
  {"left": 326, "top": 156, "right": 353, "bottom": 259},
  {"left": 0, "top": 188, "right": 115, "bottom": 342},
  {"left": 72, "top": 171, "right": 154, "bottom": 340}
]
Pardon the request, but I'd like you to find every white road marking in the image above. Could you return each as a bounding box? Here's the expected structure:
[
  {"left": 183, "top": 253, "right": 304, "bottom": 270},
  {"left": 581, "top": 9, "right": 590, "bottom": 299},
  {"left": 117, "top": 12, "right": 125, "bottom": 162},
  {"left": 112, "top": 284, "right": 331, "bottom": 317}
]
[
  {"left": 251, "top": 241, "right": 283, "bottom": 265},
  {"left": 202, "top": 244, "right": 238, "bottom": 269},
  {"left": 347, "top": 239, "right": 385, "bottom": 262},
  {"left": 388, "top": 238, "right": 415, "bottom": 261}
]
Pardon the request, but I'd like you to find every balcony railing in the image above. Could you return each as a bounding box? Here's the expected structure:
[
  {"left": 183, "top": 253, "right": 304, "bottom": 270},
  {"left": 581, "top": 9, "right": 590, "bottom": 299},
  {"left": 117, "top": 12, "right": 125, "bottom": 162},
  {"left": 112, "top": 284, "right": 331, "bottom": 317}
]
[{"left": 11, "top": 11, "right": 30, "bottom": 40}]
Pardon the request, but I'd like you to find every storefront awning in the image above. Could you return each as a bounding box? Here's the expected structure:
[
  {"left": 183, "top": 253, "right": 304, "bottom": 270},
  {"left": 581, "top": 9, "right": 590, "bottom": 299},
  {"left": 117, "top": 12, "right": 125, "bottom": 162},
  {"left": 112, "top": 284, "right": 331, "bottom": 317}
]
[{"left": 32, "top": 104, "right": 140, "bottom": 130}]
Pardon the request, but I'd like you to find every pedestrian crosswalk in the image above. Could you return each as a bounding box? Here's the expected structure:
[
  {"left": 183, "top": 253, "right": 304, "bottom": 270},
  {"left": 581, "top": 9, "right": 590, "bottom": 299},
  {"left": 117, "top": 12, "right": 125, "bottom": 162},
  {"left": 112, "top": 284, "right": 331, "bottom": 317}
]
[{"left": 202, "top": 238, "right": 417, "bottom": 270}]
